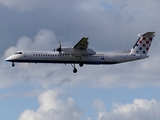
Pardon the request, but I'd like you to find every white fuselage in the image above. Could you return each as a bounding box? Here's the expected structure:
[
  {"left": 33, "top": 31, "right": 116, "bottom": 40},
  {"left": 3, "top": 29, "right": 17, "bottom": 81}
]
[{"left": 6, "top": 51, "right": 148, "bottom": 65}]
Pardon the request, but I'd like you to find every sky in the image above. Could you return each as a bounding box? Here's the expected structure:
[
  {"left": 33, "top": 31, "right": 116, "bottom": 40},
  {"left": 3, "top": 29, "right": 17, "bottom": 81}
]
[{"left": 0, "top": 0, "right": 160, "bottom": 120}]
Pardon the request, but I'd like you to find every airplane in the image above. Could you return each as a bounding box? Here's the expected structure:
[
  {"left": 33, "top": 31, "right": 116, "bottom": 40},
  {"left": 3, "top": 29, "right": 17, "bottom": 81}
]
[{"left": 6, "top": 32, "right": 155, "bottom": 73}]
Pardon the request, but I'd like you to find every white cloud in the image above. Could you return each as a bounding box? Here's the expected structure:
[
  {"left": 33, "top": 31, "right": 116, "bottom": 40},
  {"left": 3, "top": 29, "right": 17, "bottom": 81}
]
[
  {"left": 93, "top": 99, "right": 106, "bottom": 111},
  {"left": 18, "top": 89, "right": 83, "bottom": 120},
  {"left": 79, "top": 0, "right": 107, "bottom": 12},
  {"left": 87, "top": 117, "right": 92, "bottom": 120},
  {"left": 0, "top": 29, "right": 57, "bottom": 89},
  {"left": 0, "top": 0, "right": 53, "bottom": 11},
  {"left": 0, "top": 0, "right": 77, "bottom": 11},
  {"left": 98, "top": 99, "right": 160, "bottom": 120},
  {"left": 4, "top": 29, "right": 56, "bottom": 58},
  {"left": 0, "top": 89, "right": 43, "bottom": 98},
  {"left": 0, "top": 0, "right": 38, "bottom": 11}
]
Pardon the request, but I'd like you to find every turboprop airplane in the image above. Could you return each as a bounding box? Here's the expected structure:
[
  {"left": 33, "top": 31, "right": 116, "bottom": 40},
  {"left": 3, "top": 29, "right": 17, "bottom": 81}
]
[{"left": 6, "top": 32, "right": 155, "bottom": 73}]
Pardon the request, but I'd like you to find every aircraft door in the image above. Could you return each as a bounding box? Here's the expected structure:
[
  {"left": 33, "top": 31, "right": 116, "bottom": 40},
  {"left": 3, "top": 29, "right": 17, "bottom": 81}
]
[
  {"left": 101, "top": 54, "right": 109, "bottom": 62},
  {"left": 101, "top": 55, "right": 105, "bottom": 63},
  {"left": 23, "top": 52, "right": 30, "bottom": 60}
]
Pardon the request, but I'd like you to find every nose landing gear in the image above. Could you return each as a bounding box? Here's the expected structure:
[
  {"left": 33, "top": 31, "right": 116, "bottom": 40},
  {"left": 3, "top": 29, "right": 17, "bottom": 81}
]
[{"left": 12, "top": 62, "right": 15, "bottom": 67}]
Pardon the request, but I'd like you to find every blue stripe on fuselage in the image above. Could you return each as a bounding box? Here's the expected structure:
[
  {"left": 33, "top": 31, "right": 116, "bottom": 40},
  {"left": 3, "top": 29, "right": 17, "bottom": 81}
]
[{"left": 8, "top": 59, "right": 120, "bottom": 65}]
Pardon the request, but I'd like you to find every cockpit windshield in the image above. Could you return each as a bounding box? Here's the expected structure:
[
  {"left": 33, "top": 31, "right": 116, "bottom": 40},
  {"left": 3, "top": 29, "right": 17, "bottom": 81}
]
[{"left": 14, "top": 51, "right": 22, "bottom": 54}]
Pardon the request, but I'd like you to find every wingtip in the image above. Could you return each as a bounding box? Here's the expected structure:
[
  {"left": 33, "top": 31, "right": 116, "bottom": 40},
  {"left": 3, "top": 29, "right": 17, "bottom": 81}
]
[
  {"left": 148, "top": 32, "right": 155, "bottom": 34},
  {"left": 83, "top": 37, "right": 89, "bottom": 39}
]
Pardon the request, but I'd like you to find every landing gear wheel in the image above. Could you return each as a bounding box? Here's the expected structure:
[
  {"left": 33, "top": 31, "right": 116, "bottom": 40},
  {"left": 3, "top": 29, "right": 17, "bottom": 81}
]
[
  {"left": 73, "top": 68, "right": 77, "bottom": 73},
  {"left": 71, "top": 64, "right": 78, "bottom": 73},
  {"left": 12, "top": 62, "right": 15, "bottom": 67},
  {"left": 79, "top": 63, "right": 83, "bottom": 67}
]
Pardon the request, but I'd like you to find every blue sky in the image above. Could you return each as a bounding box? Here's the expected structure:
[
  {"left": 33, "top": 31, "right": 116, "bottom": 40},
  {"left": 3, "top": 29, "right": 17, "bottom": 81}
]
[{"left": 0, "top": 0, "right": 160, "bottom": 120}]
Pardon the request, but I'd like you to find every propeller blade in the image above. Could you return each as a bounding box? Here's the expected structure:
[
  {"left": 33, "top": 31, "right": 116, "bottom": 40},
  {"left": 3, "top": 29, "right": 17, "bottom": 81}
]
[{"left": 56, "top": 41, "right": 62, "bottom": 53}]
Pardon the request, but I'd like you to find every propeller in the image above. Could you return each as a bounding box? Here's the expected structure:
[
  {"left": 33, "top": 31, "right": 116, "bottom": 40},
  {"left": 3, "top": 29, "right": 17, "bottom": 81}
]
[{"left": 56, "top": 41, "right": 62, "bottom": 54}]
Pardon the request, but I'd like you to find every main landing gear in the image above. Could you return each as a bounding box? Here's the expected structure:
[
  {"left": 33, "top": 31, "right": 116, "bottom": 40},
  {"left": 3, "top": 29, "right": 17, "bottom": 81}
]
[
  {"left": 79, "top": 62, "right": 83, "bottom": 67},
  {"left": 12, "top": 62, "right": 15, "bottom": 67},
  {"left": 71, "top": 62, "right": 84, "bottom": 73},
  {"left": 70, "top": 56, "right": 84, "bottom": 73},
  {"left": 71, "top": 64, "right": 77, "bottom": 73}
]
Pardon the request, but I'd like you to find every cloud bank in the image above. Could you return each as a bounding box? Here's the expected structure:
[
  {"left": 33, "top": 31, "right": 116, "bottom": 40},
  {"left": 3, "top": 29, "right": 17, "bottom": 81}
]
[
  {"left": 18, "top": 89, "right": 160, "bottom": 120},
  {"left": 98, "top": 99, "right": 160, "bottom": 120},
  {"left": 18, "top": 89, "right": 82, "bottom": 120}
]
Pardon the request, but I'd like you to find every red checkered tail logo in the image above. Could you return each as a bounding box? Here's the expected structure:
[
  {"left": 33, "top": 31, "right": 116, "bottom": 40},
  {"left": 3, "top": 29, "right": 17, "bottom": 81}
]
[{"left": 130, "top": 32, "right": 155, "bottom": 55}]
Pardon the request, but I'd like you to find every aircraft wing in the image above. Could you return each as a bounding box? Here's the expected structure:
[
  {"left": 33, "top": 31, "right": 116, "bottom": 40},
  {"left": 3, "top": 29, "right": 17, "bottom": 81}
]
[{"left": 74, "top": 37, "right": 89, "bottom": 50}]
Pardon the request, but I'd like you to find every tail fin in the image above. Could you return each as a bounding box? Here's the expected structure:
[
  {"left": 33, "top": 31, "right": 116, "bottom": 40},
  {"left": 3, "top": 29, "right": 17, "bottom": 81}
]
[{"left": 129, "top": 32, "right": 155, "bottom": 55}]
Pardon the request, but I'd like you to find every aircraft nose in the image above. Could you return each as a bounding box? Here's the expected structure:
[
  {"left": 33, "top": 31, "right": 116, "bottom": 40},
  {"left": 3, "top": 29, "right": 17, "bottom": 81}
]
[{"left": 5, "top": 55, "right": 14, "bottom": 62}]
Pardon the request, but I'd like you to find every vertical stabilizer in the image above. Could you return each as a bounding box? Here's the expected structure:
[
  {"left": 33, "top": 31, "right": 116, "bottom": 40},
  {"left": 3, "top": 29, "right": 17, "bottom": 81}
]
[{"left": 130, "top": 32, "right": 155, "bottom": 55}]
